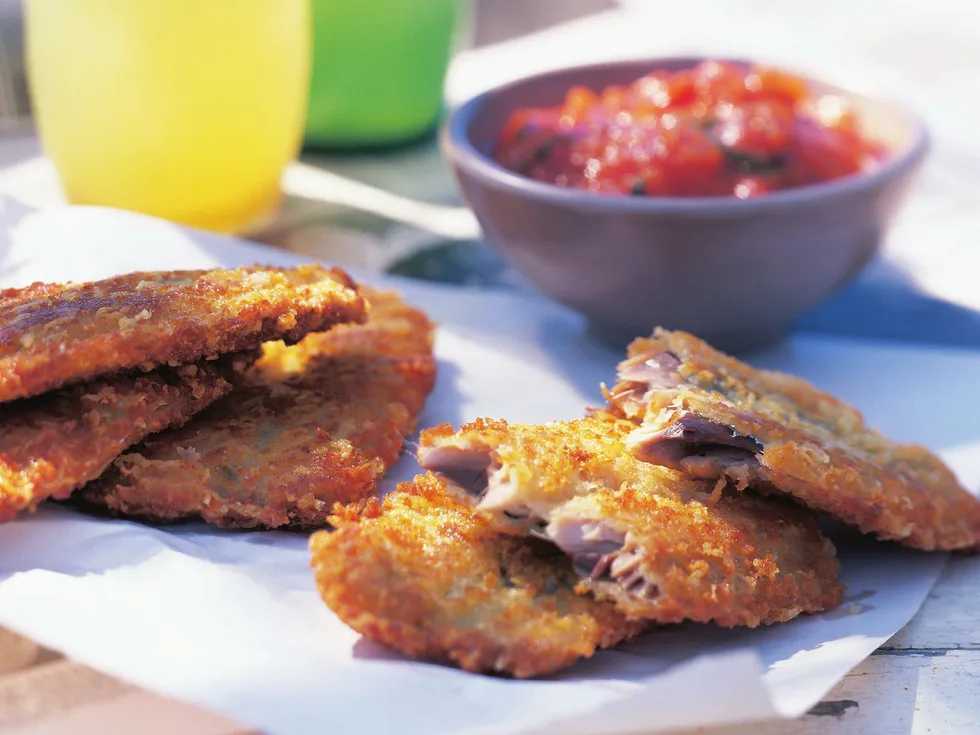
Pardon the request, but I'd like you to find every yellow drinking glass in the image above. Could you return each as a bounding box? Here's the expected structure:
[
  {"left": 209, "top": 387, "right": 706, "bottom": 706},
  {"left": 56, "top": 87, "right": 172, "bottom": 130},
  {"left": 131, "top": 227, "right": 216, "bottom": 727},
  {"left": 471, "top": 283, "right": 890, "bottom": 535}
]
[{"left": 25, "top": 0, "right": 311, "bottom": 233}]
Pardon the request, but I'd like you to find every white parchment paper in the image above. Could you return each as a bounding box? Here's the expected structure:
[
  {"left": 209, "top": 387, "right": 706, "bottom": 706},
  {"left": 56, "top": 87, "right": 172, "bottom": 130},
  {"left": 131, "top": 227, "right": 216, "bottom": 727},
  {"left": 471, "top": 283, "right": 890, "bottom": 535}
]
[{"left": 0, "top": 207, "right": 977, "bottom": 734}]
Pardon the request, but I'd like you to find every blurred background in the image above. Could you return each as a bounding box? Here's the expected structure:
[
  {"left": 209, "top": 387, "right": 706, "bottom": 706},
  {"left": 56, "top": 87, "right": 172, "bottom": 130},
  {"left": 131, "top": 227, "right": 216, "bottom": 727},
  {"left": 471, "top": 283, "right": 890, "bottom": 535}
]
[
  {"left": 0, "top": 0, "right": 978, "bottom": 346},
  {"left": 0, "top": 1, "right": 615, "bottom": 134}
]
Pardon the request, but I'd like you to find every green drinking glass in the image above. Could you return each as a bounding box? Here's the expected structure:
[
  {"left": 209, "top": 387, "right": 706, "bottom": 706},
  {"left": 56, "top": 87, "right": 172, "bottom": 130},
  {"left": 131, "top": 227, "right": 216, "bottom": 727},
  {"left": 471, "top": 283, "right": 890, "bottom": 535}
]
[{"left": 304, "top": 0, "right": 461, "bottom": 149}]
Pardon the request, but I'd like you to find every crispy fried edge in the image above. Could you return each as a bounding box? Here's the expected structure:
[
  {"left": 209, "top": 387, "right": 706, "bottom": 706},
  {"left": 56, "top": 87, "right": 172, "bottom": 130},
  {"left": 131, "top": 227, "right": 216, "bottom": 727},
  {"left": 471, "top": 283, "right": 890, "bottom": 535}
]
[{"left": 0, "top": 359, "right": 240, "bottom": 522}]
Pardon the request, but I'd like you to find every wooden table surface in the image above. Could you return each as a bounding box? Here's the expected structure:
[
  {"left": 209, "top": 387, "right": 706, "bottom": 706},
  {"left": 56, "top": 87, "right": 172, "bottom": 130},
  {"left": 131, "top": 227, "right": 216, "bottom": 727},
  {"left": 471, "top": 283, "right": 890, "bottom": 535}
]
[{"left": 687, "top": 555, "right": 980, "bottom": 734}]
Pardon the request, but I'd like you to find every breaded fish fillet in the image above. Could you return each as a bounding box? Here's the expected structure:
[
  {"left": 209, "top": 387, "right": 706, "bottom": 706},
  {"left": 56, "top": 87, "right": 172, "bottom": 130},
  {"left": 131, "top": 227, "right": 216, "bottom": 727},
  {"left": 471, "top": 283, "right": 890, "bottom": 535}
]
[
  {"left": 79, "top": 289, "right": 436, "bottom": 529},
  {"left": 0, "top": 264, "right": 366, "bottom": 403},
  {"left": 606, "top": 329, "right": 980, "bottom": 550},
  {"left": 417, "top": 415, "right": 842, "bottom": 627},
  {"left": 0, "top": 359, "right": 239, "bottom": 522},
  {"left": 310, "top": 472, "right": 647, "bottom": 677}
]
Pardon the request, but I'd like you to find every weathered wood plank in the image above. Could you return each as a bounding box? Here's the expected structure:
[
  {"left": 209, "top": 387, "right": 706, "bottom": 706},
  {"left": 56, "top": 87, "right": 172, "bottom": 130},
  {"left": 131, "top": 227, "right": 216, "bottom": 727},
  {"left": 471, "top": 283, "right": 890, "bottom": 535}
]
[
  {"left": 661, "top": 555, "right": 980, "bottom": 734},
  {"left": 885, "top": 555, "right": 980, "bottom": 650},
  {"left": 662, "top": 650, "right": 980, "bottom": 734}
]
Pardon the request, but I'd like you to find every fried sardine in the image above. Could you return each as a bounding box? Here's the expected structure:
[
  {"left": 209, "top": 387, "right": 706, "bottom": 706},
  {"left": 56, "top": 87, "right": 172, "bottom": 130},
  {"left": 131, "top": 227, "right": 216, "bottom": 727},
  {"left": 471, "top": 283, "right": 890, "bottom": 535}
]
[
  {"left": 79, "top": 290, "right": 436, "bottom": 529},
  {"left": 606, "top": 329, "right": 980, "bottom": 550},
  {"left": 417, "top": 415, "right": 843, "bottom": 626},
  {"left": 310, "top": 472, "right": 647, "bottom": 677},
  {"left": 0, "top": 264, "right": 366, "bottom": 403}
]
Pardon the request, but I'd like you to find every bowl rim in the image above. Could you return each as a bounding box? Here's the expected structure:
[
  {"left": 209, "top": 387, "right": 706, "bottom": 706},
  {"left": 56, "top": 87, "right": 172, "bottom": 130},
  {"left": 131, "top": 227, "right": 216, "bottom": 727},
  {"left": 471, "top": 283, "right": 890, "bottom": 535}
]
[{"left": 443, "top": 56, "right": 930, "bottom": 213}]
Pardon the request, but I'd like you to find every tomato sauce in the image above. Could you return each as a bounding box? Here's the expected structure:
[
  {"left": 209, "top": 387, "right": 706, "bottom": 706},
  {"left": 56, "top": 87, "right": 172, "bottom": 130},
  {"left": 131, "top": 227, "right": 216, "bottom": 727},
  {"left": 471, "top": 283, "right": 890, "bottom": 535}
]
[{"left": 494, "top": 60, "right": 887, "bottom": 198}]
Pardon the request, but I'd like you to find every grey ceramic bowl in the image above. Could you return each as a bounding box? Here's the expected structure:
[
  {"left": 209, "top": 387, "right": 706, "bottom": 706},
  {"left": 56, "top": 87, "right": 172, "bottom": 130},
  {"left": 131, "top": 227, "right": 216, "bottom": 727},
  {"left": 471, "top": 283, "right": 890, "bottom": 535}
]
[{"left": 442, "top": 57, "right": 928, "bottom": 352}]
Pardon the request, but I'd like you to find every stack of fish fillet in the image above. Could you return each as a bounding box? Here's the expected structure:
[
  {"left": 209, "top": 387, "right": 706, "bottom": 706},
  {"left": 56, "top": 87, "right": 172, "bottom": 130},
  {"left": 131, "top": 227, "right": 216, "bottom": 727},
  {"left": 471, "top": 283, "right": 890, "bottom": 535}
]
[{"left": 0, "top": 265, "right": 436, "bottom": 529}]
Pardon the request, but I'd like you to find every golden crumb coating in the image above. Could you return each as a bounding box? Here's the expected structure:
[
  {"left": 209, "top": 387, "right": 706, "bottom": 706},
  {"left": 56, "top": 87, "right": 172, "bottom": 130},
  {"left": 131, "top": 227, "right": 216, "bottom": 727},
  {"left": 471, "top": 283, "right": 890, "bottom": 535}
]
[
  {"left": 79, "top": 289, "right": 436, "bottom": 529},
  {"left": 310, "top": 472, "right": 647, "bottom": 678},
  {"left": 0, "top": 264, "right": 366, "bottom": 403},
  {"left": 551, "top": 487, "right": 841, "bottom": 626},
  {"left": 606, "top": 328, "right": 980, "bottom": 550},
  {"left": 0, "top": 360, "right": 238, "bottom": 522},
  {"left": 418, "top": 415, "right": 842, "bottom": 626}
]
